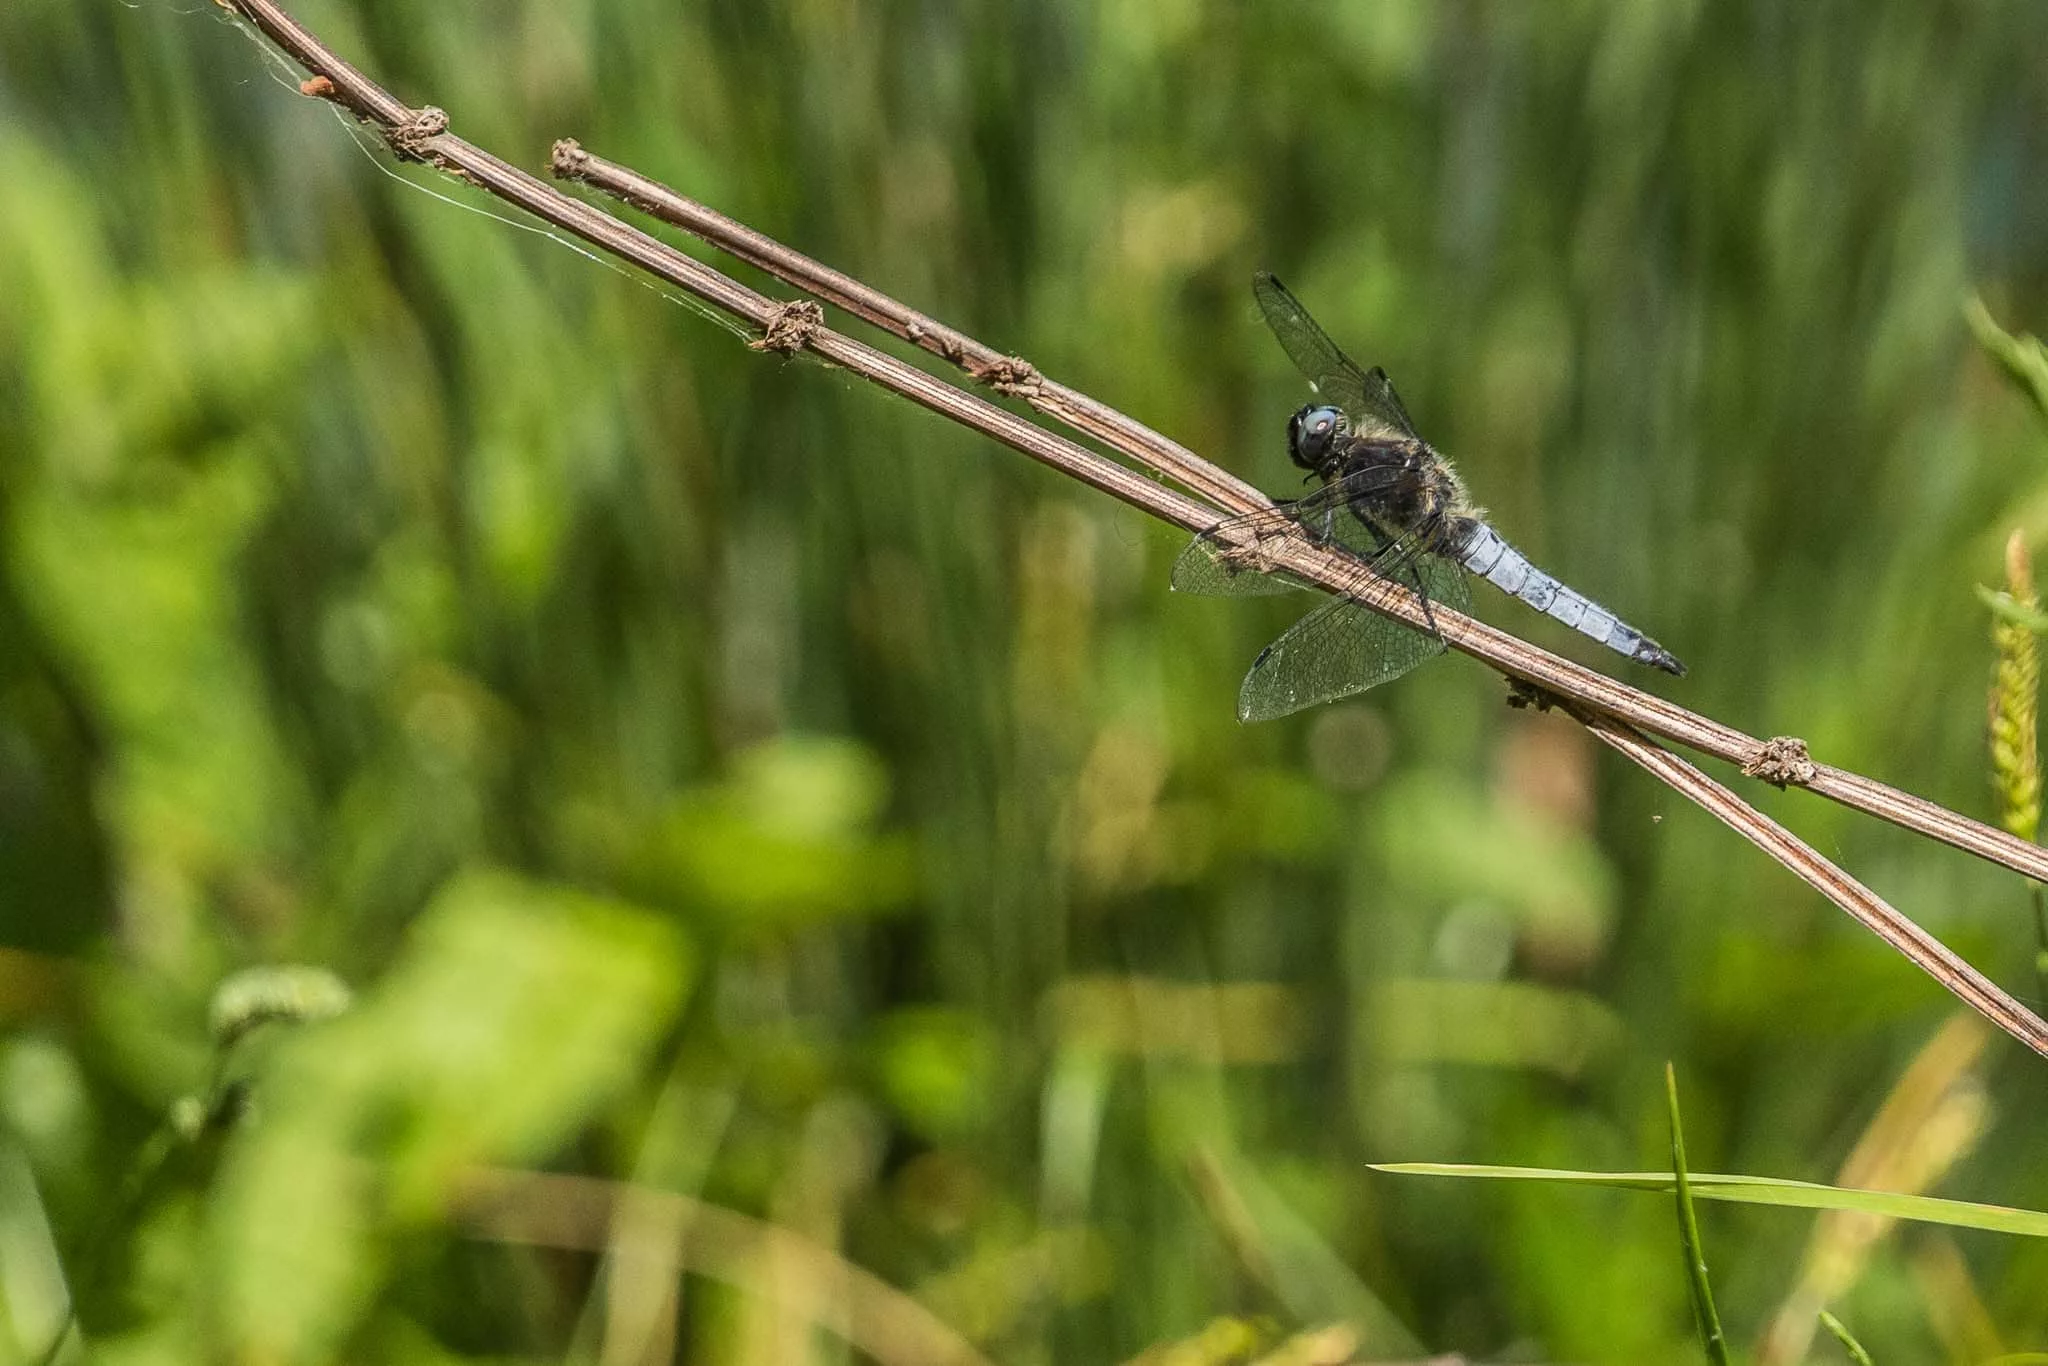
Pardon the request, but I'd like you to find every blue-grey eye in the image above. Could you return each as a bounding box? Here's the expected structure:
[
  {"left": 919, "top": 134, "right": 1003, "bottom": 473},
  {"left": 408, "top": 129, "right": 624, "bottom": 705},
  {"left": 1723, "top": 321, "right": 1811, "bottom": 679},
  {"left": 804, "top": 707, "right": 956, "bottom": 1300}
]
[
  {"left": 1288, "top": 404, "right": 1343, "bottom": 470},
  {"left": 1299, "top": 406, "right": 1341, "bottom": 450}
]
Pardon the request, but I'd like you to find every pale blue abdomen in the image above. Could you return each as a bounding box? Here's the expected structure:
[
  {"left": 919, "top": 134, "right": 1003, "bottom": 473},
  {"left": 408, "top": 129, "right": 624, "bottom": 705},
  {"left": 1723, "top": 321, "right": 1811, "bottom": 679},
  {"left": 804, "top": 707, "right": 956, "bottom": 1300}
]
[{"left": 1455, "top": 523, "right": 1684, "bottom": 676}]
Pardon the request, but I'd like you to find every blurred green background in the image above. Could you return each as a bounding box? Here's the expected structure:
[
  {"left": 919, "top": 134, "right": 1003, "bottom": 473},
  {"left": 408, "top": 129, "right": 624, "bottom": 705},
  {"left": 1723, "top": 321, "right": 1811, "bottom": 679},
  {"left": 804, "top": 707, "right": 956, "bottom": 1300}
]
[{"left": 3, "top": 1, "right": 2048, "bottom": 1362}]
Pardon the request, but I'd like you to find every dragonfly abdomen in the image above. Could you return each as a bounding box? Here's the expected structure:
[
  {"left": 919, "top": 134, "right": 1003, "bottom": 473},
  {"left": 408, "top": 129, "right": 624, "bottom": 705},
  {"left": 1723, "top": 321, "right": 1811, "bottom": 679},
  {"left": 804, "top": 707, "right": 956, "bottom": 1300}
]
[{"left": 1455, "top": 523, "right": 1685, "bottom": 677}]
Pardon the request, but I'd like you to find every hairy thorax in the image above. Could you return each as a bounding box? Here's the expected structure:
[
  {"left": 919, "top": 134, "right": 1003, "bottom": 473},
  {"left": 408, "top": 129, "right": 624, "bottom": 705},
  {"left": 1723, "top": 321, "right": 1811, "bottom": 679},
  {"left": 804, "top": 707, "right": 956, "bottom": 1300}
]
[{"left": 1327, "top": 435, "right": 1477, "bottom": 548}]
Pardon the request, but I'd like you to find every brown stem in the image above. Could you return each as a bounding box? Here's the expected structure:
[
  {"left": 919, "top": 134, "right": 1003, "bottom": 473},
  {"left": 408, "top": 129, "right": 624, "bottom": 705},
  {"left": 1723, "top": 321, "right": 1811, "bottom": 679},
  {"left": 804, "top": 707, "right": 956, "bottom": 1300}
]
[
  {"left": 224, "top": 4, "right": 1221, "bottom": 525},
  {"left": 1577, "top": 710, "right": 2048, "bottom": 1057},
  {"left": 547, "top": 139, "right": 2048, "bottom": 893},
  {"left": 549, "top": 139, "right": 1268, "bottom": 520},
  {"left": 212, "top": 0, "right": 2048, "bottom": 1059}
]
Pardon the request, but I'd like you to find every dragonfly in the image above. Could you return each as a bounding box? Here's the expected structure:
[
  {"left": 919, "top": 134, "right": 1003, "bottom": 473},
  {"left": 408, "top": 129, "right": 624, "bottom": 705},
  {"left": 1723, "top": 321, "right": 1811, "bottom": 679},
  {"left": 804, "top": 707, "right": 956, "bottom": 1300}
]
[{"left": 1174, "top": 272, "right": 1685, "bottom": 722}]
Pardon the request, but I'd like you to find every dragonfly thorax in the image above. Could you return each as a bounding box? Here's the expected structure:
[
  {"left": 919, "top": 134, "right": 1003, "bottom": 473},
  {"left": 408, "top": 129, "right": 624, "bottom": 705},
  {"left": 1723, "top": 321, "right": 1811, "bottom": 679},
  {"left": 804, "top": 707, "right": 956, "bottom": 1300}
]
[{"left": 1322, "top": 436, "right": 1476, "bottom": 551}]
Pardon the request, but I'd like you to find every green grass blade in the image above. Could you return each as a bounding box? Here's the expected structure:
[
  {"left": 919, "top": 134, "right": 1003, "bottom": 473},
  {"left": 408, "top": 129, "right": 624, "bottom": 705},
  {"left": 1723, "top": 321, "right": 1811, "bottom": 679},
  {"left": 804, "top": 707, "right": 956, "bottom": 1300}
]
[
  {"left": 1976, "top": 584, "right": 2048, "bottom": 635},
  {"left": 1819, "top": 1310, "right": 1875, "bottom": 1365},
  {"left": 1667, "top": 1064, "right": 1729, "bottom": 1366},
  {"left": 1965, "top": 295, "right": 2048, "bottom": 422},
  {"left": 1368, "top": 1165, "right": 2048, "bottom": 1238}
]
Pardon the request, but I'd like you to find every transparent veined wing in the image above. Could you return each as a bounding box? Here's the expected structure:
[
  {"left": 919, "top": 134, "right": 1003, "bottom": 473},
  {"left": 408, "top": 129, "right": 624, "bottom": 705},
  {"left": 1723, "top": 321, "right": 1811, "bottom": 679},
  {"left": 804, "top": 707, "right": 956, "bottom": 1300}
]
[
  {"left": 1253, "top": 272, "right": 1418, "bottom": 441},
  {"left": 1170, "top": 516, "right": 1314, "bottom": 596},
  {"left": 1170, "top": 466, "right": 1406, "bottom": 598},
  {"left": 1236, "top": 540, "right": 1471, "bottom": 722}
]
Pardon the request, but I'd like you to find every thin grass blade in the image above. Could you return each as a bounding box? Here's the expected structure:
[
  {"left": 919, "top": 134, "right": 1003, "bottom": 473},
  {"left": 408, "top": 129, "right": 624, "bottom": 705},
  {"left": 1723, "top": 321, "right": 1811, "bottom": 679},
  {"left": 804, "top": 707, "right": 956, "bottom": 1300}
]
[
  {"left": 1369, "top": 1165, "right": 2048, "bottom": 1238},
  {"left": 1668, "top": 1064, "right": 1730, "bottom": 1365},
  {"left": 1819, "top": 1310, "right": 1876, "bottom": 1365}
]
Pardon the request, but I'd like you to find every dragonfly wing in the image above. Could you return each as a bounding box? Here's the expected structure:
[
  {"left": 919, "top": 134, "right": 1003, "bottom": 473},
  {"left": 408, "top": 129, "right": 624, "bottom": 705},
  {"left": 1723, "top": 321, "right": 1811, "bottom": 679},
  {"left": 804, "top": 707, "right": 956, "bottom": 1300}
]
[
  {"left": 1172, "top": 544, "right": 1308, "bottom": 596},
  {"left": 1171, "top": 468, "right": 1408, "bottom": 598},
  {"left": 1417, "top": 542, "right": 1472, "bottom": 617},
  {"left": 1325, "top": 520, "right": 1471, "bottom": 615},
  {"left": 1237, "top": 594, "right": 1447, "bottom": 722},
  {"left": 1253, "top": 273, "right": 1418, "bottom": 441},
  {"left": 1171, "top": 504, "right": 1316, "bottom": 597},
  {"left": 1236, "top": 536, "right": 1469, "bottom": 722}
]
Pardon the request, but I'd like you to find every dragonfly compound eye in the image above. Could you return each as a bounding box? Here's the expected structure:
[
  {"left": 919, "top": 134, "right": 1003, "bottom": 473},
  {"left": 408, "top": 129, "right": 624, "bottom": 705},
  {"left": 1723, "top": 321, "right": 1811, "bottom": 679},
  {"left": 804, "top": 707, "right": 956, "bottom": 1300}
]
[{"left": 1288, "top": 404, "right": 1343, "bottom": 469}]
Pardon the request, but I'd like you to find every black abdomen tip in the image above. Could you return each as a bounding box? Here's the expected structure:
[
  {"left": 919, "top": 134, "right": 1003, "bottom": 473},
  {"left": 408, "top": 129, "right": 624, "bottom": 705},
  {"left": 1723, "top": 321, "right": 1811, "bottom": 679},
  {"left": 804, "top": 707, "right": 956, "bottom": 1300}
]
[{"left": 1638, "top": 642, "right": 1686, "bottom": 677}]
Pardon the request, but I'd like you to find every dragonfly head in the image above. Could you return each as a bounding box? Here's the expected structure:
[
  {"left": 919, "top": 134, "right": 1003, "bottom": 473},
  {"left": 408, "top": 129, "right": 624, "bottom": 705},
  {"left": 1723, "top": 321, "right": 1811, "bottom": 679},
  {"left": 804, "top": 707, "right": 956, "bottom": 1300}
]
[{"left": 1287, "top": 404, "right": 1344, "bottom": 473}]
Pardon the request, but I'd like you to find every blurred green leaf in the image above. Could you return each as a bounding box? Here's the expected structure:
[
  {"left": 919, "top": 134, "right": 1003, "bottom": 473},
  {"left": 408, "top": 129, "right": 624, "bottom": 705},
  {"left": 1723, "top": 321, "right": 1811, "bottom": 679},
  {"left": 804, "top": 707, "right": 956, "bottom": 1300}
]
[
  {"left": 1371, "top": 772, "right": 1615, "bottom": 963},
  {"left": 209, "top": 870, "right": 692, "bottom": 1361},
  {"left": 1370, "top": 979, "right": 1621, "bottom": 1078},
  {"left": 873, "top": 1006, "right": 998, "bottom": 1141},
  {"left": 731, "top": 734, "right": 894, "bottom": 838},
  {"left": 629, "top": 735, "right": 918, "bottom": 925},
  {"left": 210, "top": 1101, "right": 376, "bottom": 1366},
  {"left": 11, "top": 1, "right": 2048, "bottom": 1359}
]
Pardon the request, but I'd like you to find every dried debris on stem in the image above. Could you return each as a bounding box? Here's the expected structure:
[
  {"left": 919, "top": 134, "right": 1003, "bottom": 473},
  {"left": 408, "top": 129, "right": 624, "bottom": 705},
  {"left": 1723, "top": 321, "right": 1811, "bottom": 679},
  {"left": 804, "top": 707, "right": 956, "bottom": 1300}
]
[{"left": 215, "top": 0, "right": 2048, "bottom": 1059}]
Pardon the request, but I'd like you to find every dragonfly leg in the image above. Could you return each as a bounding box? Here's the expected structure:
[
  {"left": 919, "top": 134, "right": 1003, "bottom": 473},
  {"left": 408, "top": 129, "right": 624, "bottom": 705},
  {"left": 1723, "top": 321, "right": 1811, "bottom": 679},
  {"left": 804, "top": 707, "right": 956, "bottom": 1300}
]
[
  {"left": 1270, "top": 496, "right": 1338, "bottom": 545},
  {"left": 1411, "top": 567, "right": 1441, "bottom": 637},
  {"left": 1309, "top": 501, "right": 1339, "bottom": 542},
  {"left": 1359, "top": 529, "right": 1445, "bottom": 640}
]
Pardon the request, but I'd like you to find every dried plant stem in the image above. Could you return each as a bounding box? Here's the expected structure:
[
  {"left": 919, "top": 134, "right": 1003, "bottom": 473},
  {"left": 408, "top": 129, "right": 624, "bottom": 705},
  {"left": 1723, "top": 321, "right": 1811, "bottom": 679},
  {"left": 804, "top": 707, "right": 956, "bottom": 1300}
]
[
  {"left": 216, "top": 2, "right": 1210, "bottom": 532},
  {"left": 1581, "top": 713, "right": 2048, "bottom": 1056},
  {"left": 550, "top": 140, "right": 1268, "bottom": 519},
  {"left": 550, "top": 141, "right": 2048, "bottom": 894},
  {"left": 214, "top": 0, "right": 2048, "bottom": 1060}
]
